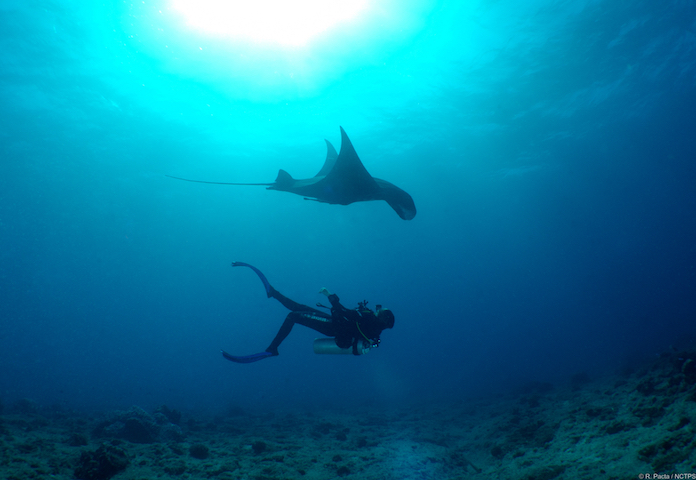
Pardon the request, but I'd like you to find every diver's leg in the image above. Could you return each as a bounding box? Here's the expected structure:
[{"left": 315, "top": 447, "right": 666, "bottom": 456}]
[
  {"left": 265, "top": 313, "right": 296, "bottom": 356},
  {"left": 268, "top": 286, "right": 323, "bottom": 314},
  {"left": 266, "top": 311, "right": 336, "bottom": 356}
]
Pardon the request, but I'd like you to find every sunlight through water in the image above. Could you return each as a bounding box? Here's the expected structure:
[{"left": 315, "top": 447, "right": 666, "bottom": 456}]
[{"left": 172, "top": 0, "right": 368, "bottom": 46}]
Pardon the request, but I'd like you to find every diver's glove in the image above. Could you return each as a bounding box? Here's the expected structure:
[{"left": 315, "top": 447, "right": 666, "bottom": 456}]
[{"left": 320, "top": 288, "right": 340, "bottom": 304}]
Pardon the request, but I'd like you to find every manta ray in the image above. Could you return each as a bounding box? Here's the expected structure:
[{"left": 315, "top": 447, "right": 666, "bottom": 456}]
[{"left": 167, "top": 127, "right": 416, "bottom": 220}]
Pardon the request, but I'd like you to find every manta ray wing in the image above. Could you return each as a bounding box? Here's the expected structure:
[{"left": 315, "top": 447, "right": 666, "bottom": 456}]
[
  {"left": 267, "top": 139, "right": 338, "bottom": 196},
  {"left": 314, "top": 140, "right": 338, "bottom": 177},
  {"left": 315, "top": 128, "right": 416, "bottom": 219},
  {"left": 311, "top": 127, "right": 382, "bottom": 205}
]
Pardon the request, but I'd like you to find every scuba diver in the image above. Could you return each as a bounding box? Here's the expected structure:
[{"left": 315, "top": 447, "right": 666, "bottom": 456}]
[{"left": 222, "top": 262, "right": 395, "bottom": 364}]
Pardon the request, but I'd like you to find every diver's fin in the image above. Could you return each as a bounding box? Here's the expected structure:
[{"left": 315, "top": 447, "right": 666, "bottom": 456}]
[
  {"left": 221, "top": 350, "right": 272, "bottom": 364},
  {"left": 231, "top": 261, "right": 272, "bottom": 297}
]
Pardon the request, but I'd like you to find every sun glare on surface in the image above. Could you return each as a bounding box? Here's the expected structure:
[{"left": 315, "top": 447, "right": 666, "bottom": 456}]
[{"left": 172, "top": 0, "right": 368, "bottom": 46}]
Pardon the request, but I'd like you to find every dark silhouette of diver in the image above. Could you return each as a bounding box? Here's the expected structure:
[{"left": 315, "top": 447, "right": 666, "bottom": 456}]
[{"left": 222, "top": 262, "right": 395, "bottom": 363}]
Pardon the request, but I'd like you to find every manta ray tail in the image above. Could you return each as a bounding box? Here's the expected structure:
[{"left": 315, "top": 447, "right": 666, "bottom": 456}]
[{"left": 165, "top": 175, "right": 272, "bottom": 186}]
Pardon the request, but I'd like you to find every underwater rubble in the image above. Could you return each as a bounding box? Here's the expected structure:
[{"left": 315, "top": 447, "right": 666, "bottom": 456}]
[{"left": 0, "top": 350, "right": 695, "bottom": 479}]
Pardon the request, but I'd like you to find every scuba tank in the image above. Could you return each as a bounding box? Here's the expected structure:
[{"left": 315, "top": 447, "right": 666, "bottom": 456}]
[{"left": 313, "top": 337, "right": 371, "bottom": 355}]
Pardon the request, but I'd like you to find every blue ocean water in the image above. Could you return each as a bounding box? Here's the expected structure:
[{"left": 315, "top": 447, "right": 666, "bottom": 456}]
[{"left": 1, "top": 0, "right": 695, "bottom": 414}]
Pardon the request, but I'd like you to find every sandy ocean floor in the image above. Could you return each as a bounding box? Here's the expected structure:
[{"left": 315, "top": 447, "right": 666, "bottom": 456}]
[{"left": 2, "top": 350, "right": 696, "bottom": 480}]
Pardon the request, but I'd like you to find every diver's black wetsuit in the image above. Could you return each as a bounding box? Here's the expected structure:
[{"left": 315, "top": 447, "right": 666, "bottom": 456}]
[{"left": 265, "top": 286, "right": 384, "bottom": 356}]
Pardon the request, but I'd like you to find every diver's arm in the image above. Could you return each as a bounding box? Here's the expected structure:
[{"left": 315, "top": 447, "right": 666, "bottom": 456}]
[
  {"left": 320, "top": 288, "right": 343, "bottom": 309},
  {"left": 329, "top": 295, "right": 346, "bottom": 312}
]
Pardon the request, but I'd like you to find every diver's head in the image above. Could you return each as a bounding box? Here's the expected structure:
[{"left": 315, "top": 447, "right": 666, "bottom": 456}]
[{"left": 375, "top": 306, "right": 395, "bottom": 329}]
